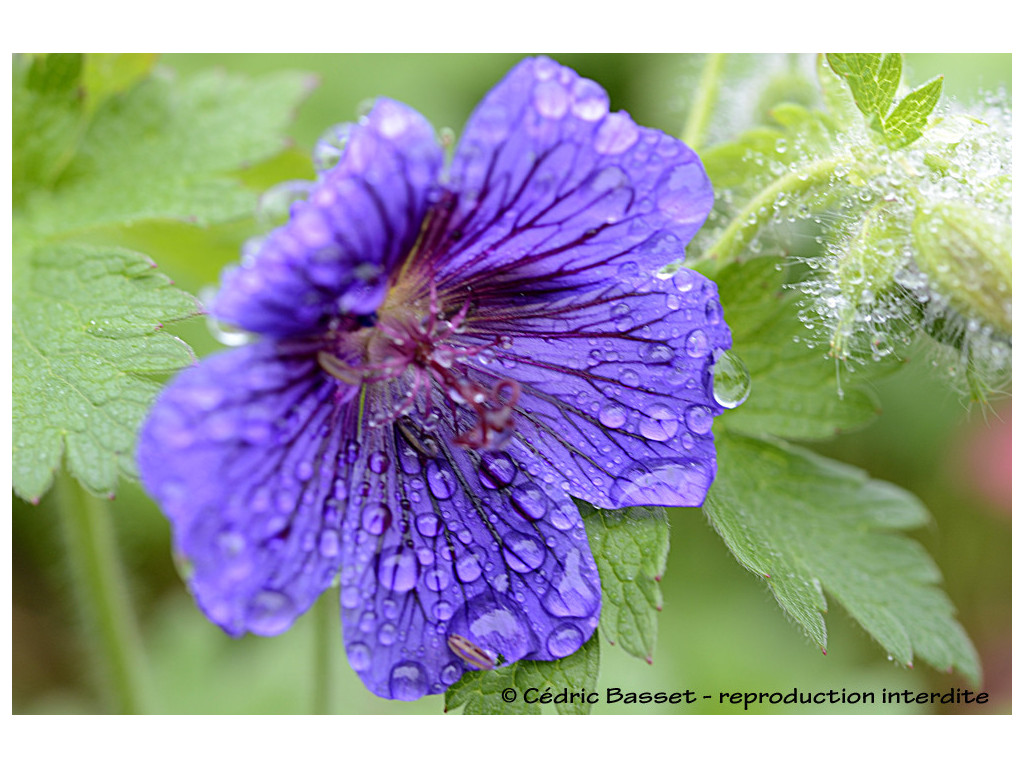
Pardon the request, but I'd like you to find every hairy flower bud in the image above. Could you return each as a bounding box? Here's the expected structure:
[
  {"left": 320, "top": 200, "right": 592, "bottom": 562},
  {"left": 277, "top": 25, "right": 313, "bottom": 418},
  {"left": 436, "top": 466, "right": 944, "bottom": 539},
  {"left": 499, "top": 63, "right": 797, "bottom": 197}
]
[{"left": 912, "top": 201, "right": 1011, "bottom": 335}]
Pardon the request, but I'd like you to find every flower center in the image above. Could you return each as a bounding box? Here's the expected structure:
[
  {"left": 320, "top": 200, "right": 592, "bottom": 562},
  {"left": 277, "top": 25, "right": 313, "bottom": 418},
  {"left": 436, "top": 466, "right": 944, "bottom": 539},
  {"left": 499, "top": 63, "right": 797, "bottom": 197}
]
[{"left": 317, "top": 279, "right": 520, "bottom": 450}]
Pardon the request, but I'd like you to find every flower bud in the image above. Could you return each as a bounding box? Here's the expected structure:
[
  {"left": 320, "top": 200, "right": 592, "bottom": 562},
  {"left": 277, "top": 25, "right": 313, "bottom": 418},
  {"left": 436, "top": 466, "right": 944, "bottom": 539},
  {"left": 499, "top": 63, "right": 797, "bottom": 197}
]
[{"left": 912, "top": 201, "right": 1011, "bottom": 335}]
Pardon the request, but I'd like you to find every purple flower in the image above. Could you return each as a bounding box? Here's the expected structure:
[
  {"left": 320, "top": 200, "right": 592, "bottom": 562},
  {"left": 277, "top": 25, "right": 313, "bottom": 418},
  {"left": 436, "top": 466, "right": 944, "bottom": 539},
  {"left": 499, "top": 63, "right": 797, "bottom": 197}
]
[{"left": 138, "top": 57, "right": 730, "bottom": 701}]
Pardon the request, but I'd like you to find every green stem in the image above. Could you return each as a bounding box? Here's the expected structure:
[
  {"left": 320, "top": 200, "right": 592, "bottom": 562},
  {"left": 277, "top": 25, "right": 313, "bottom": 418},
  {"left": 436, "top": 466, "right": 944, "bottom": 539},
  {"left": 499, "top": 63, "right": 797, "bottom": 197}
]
[
  {"left": 682, "top": 53, "right": 726, "bottom": 152},
  {"left": 700, "top": 153, "right": 850, "bottom": 268},
  {"left": 311, "top": 588, "right": 334, "bottom": 714},
  {"left": 55, "top": 472, "right": 150, "bottom": 714}
]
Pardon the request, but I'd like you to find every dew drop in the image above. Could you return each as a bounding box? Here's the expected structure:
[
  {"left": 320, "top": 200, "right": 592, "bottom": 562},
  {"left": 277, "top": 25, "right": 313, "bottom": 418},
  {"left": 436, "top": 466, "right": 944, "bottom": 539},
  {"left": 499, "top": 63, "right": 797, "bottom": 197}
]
[
  {"left": 546, "top": 624, "right": 585, "bottom": 657},
  {"left": 318, "top": 530, "right": 340, "bottom": 557},
  {"left": 510, "top": 483, "right": 551, "bottom": 521},
  {"left": 594, "top": 112, "right": 639, "bottom": 155},
  {"left": 378, "top": 622, "right": 398, "bottom": 646},
  {"left": 479, "top": 452, "right": 516, "bottom": 490},
  {"left": 501, "top": 531, "right": 546, "bottom": 573},
  {"left": 440, "top": 662, "right": 462, "bottom": 686},
  {"left": 425, "top": 462, "right": 456, "bottom": 500},
  {"left": 533, "top": 79, "right": 569, "bottom": 118},
  {"left": 672, "top": 269, "right": 695, "bottom": 292},
  {"left": 423, "top": 565, "right": 450, "bottom": 592},
  {"left": 247, "top": 590, "right": 295, "bottom": 635},
  {"left": 639, "top": 403, "right": 679, "bottom": 441},
  {"left": 455, "top": 550, "right": 483, "bottom": 582},
  {"left": 598, "top": 403, "right": 627, "bottom": 429},
  {"left": 341, "top": 585, "right": 360, "bottom": 609},
  {"left": 684, "top": 405, "right": 714, "bottom": 435},
  {"left": 712, "top": 350, "right": 751, "bottom": 409},
  {"left": 415, "top": 512, "right": 442, "bottom": 537},
  {"left": 376, "top": 547, "right": 419, "bottom": 593},
  {"left": 684, "top": 329, "right": 710, "bottom": 358},
  {"left": 347, "top": 641, "right": 372, "bottom": 672},
  {"left": 362, "top": 502, "right": 392, "bottom": 534},
  {"left": 368, "top": 451, "right": 390, "bottom": 474}
]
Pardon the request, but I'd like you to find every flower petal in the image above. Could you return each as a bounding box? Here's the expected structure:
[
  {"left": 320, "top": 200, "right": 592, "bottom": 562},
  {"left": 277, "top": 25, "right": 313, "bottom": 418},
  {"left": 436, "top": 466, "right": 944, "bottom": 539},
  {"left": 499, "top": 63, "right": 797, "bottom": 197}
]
[
  {"left": 416, "top": 56, "right": 712, "bottom": 299},
  {"left": 457, "top": 267, "right": 731, "bottom": 509},
  {"left": 214, "top": 98, "right": 444, "bottom": 337},
  {"left": 138, "top": 341, "right": 359, "bottom": 636},
  {"left": 337, "top": 411, "right": 600, "bottom": 700}
]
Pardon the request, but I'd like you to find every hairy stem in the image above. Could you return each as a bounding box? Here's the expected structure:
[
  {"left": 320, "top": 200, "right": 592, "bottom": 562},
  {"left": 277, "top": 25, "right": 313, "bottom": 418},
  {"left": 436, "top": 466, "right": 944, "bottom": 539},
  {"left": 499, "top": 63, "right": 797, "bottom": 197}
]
[
  {"left": 701, "top": 154, "right": 850, "bottom": 267},
  {"left": 55, "top": 472, "right": 151, "bottom": 714},
  {"left": 682, "top": 53, "right": 726, "bottom": 152}
]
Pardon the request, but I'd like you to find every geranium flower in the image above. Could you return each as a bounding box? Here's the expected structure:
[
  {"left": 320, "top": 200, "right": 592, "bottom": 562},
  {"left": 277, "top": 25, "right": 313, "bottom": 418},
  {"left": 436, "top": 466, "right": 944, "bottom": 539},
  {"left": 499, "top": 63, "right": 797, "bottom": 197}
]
[{"left": 138, "top": 56, "right": 730, "bottom": 700}]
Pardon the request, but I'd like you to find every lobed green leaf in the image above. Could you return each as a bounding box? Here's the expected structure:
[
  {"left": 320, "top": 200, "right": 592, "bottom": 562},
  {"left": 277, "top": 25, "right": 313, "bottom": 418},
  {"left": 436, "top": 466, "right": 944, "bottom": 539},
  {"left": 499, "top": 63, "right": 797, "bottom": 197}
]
[
  {"left": 12, "top": 244, "right": 199, "bottom": 501},
  {"left": 703, "top": 432, "right": 981, "bottom": 683},
  {"left": 578, "top": 502, "right": 669, "bottom": 661}
]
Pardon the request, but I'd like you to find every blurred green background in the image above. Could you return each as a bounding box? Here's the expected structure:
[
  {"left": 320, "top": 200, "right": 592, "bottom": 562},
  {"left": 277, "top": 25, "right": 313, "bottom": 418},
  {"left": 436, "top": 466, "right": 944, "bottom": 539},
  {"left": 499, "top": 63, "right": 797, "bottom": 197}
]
[{"left": 12, "top": 53, "right": 1011, "bottom": 714}]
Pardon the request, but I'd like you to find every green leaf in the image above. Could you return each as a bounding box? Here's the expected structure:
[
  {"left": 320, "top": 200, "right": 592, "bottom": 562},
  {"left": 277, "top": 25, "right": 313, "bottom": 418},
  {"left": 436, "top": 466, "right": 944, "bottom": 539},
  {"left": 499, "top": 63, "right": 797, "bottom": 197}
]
[
  {"left": 884, "top": 76, "right": 943, "bottom": 148},
  {"left": 21, "top": 68, "right": 315, "bottom": 237},
  {"left": 826, "top": 53, "right": 885, "bottom": 118},
  {"left": 12, "top": 244, "right": 198, "bottom": 501},
  {"left": 81, "top": 53, "right": 159, "bottom": 114},
  {"left": 578, "top": 502, "right": 669, "bottom": 661},
  {"left": 713, "top": 259, "right": 879, "bottom": 439},
  {"left": 13, "top": 54, "right": 86, "bottom": 199},
  {"left": 445, "top": 632, "right": 600, "bottom": 715},
  {"left": 703, "top": 432, "right": 981, "bottom": 683}
]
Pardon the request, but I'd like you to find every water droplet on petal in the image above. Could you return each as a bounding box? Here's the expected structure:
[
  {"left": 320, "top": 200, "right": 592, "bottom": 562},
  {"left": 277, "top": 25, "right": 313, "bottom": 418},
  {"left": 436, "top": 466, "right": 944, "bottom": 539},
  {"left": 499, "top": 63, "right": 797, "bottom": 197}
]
[
  {"left": 479, "top": 452, "right": 516, "bottom": 489},
  {"left": 546, "top": 624, "right": 585, "bottom": 657},
  {"left": 440, "top": 662, "right": 462, "bottom": 686},
  {"left": 639, "top": 403, "right": 679, "bottom": 441},
  {"left": 362, "top": 502, "right": 392, "bottom": 534},
  {"left": 247, "top": 590, "right": 295, "bottom": 635},
  {"left": 684, "top": 329, "right": 710, "bottom": 358},
  {"left": 611, "top": 459, "right": 711, "bottom": 507},
  {"left": 510, "top": 483, "right": 551, "bottom": 521},
  {"left": 426, "top": 462, "right": 457, "bottom": 500},
  {"left": 318, "top": 530, "right": 340, "bottom": 557},
  {"left": 501, "top": 531, "right": 546, "bottom": 573},
  {"left": 377, "top": 547, "right": 419, "bottom": 593},
  {"left": 368, "top": 451, "right": 390, "bottom": 474},
  {"left": 534, "top": 79, "right": 569, "bottom": 118},
  {"left": 423, "top": 565, "right": 450, "bottom": 592},
  {"left": 347, "top": 641, "right": 372, "bottom": 672},
  {"left": 455, "top": 550, "right": 483, "bottom": 582},
  {"left": 684, "top": 405, "right": 714, "bottom": 435},
  {"left": 415, "top": 512, "right": 442, "bottom": 537},
  {"left": 672, "top": 269, "right": 695, "bottom": 292},
  {"left": 389, "top": 661, "right": 429, "bottom": 700},
  {"left": 712, "top": 350, "right": 751, "bottom": 409},
  {"left": 541, "top": 548, "right": 600, "bottom": 618},
  {"left": 598, "top": 403, "right": 627, "bottom": 428}
]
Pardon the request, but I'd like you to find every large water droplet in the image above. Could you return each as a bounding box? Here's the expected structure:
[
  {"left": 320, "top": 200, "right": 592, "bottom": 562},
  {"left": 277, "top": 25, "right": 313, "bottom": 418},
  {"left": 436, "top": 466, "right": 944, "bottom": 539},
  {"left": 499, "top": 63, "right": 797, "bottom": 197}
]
[
  {"left": 415, "top": 512, "right": 442, "bottom": 537},
  {"left": 546, "top": 624, "right": 585, "bottom": 657},
  {"left": 389, "top": 661, "right": 429, "bottom": 700},
  {"left": 533, "top": 79, "right": 569, "bottom": 118},
  {"left": 598, "top": 403, "right": 627, "bottom": 429},
  {"left": 426, "top": 462, "right": 456, "bottom": 500},
  {"left": 712, "top": 350, "right": 751, "bottom": 409},
  {"left": 318, "top": 529, "right": 340, "bottom": 557},
  {"left": 247, "top": 590, "right": 295, "bottom": 635},
  {"left": 423, "top": 566, "right": 450, "bottom": 592},
  {"left": 440, "top": 662, "right": 462, "bottom": 686},
  {"left": 501, "top": 531, "right": 546, "bottom": 573},
  {"left": 638, "top": 403, "right": 679, "bottom": 442},
  {"left": 312, "top": 123, "right": 354, "bottom": 174},
  {"left": 541, "top": 548, "right": 600, "bottom": 618},
  {"left": 594, "top": 113, "right": 639, "bottom": 155},
  {"left": 455, "top": 550, "right": 484, "bottom": 582},
  {"left": 377, "top": 547, "right": 419, "bottom": 593},
  {"left": 510, "top": 483, "right": 551, "bottom": 521},
  {"left": 362, "top": 502, "right": 392, "bottom": 535},
  {"left": 479, "top": 452, "right": 516, "bottom": 489},
  {"left": 610, "top": 459, "right": 710, "bottom": 507}
]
